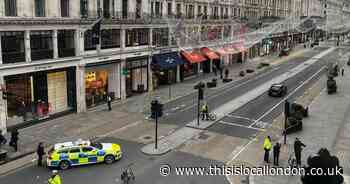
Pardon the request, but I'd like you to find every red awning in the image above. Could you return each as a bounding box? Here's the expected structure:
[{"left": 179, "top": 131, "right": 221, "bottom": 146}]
[
  {"left": 200, "top": 47, "right": 220, "bottom": 60},
  {"left": 180, "top": 51, "right": 207, "bottom": 64},
  {"left": 215, "top": 48, "right": 228, "bottom": 56}
]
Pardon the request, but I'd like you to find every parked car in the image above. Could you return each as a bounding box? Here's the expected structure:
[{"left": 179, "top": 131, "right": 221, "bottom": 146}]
[
  {"left": 268, "top": 83, "right": 288, "bottom": 97},
  {"left": 290, "top": 103, "right": 309, "bottom": 118}
]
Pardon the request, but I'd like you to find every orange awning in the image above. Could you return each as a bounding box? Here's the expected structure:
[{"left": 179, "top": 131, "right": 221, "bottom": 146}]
[
  {"left": 200, "top": 47, "right": 220, "bottom": 60},
  {"left": 180, "top": 51, "right": 207, "bottom": 64}
]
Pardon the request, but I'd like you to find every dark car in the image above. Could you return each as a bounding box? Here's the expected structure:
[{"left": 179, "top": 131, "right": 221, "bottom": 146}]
[{"left": 268, "top": 83, "right": 287, "bottom": 97}]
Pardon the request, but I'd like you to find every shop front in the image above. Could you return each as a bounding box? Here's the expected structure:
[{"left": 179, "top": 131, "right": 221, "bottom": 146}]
[
  {"left": 180, "top": 51, "right": 207, "bottom": 80},
  {"left": 125, "top": 57, "right": 149, "bottom": 97},
  {"left": 152, "top": 52, "right": 184, "bottom": 87},
  {"left": 200, "top": 47, "right": 220, "bottom": 73},
  {"left": 4, "top": 67, "right": 76, "bottom": 128},
  {"left": 85, "top": 60, "right": 121, "bottom": 108}
]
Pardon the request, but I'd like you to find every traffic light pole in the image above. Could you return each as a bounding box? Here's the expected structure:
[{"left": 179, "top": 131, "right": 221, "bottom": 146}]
[
  {"left": 155, "top": 110, "right": 158, "bottom": 149},
  {"left": 197, "top": 90, "right": 200, "bottom": 127}
]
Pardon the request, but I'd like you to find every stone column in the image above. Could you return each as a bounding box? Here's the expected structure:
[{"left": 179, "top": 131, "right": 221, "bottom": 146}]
[
  {"left": 0, "top": 33, "right": 2, "bottom": 64},
  {"left": 120, "top": 59, "right": 127, "bottom": 100},
  {"left": 75, "top": 29, "right": 84, "bottom": 56},
  {"left": 0, "top": 75, "right": 7, "bottom": 134},
  {"left": 149, "top": 28, "right": 153, "bottom": 47},
  {"left": 148, "top": 55, "right": 153, "bottom": 92},
  {"left": 24, "top": 30, "right": 31, "bottom": 62},
  {"left": 53, "top": 30, "right": 58, "bottom": 59},
  {"left": 197, "top": 62, "right": 201, "bottom": 75},
  {"left": 76, "top": 64, "right": 86, "bottom": 113},
  {"left": 176, "top": 65, "right": 181, "bottom": 83},
  {"left": 121, "top": 29, "right": 126, "bottom": 49}
]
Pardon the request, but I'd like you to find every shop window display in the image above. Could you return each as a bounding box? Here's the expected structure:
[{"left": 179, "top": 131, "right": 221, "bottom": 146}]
[{"left": 85, "top": 71, "right": 108, "bottom": 107}]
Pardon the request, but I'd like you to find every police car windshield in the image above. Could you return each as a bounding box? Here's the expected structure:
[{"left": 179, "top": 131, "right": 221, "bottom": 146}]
[{"left": 91, "top": 142, "right": 103, "bottom": 149}]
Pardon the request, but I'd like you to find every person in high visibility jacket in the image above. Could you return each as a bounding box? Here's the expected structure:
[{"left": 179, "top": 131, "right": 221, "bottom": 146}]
[
  {"left": 201, "top": 103, "right": 209, "bottom": 120},
  {"left": 263, "top": 136, "right": 272, "bottom": 163},
  {"left": 48, "top": 170, "right": 62, "bottom": 184}
]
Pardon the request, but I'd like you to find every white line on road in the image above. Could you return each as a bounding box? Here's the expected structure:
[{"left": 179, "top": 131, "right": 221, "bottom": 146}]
[
  {"left": 248, "top": 66, "right": 326, "bottom": 128},
  {"left": 219, "top": 120, "right": 265, "bottom": 131}
]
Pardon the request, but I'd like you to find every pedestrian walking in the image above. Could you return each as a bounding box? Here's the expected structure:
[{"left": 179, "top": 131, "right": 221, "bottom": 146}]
[
  {"left": 224, "top": 69, "right": 229, "bottom": 79},
  {"left": 107, "top": 95, "right": 112, "bottom": 111},
  {"left": 9, "top": 129, "right": 18, "bottom": 152},
  {"left": 219, "top": 67, "right": 223, "bottom": 79},
  {"left": 213, "top": 65, "right": 217, "bottom": 76},
  {"left": 263, "top": 136, "right": 272, "bottom": 163},
  {"left": 201, "top": 103, "right": 209, "bottom": 120},
  {"left": 48, "top": 170, "right": 62, "bottom": 184},
  {"left": 19, "top": 101, "right": 27, "bottom": 121},
  {"left": 294, "top": 137, "right": 306, "bottom": 166},
  {"left": 0, "top": 130, "right": 7, "bottom": 149},
  {"left": 273, "top": 142, "right": 281, "bottom": 166},
  {"left": 341, "top": 68, "right": 345, "bottom": 76},
  {"left": 36, "top": 142, "right": 45, "bottom": 166}
]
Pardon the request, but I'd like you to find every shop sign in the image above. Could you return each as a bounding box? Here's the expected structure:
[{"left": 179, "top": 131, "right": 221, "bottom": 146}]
[
  {"left": 85, "top": 72, "right": 96, "bottom": 82},
  {"left": 34, "top": 65, "right": 53, "bottom": 71},
  {"left": 122, "top": 68, "right": 129, "bottom": 75},
  {"left": 165, "top": 57, "right": 175, "bottom": 64}
]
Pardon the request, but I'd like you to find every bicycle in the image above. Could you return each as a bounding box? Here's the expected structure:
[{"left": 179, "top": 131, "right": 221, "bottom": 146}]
[
  {"left": 121, "top": 164, "right": 135, "bottom": 184},
  {"left": 200, "top": 112, "right": 217, "bottom": 121}
]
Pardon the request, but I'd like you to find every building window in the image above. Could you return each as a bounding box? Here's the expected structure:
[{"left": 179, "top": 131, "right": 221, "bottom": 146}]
[
  {"left": 1, "top": 31, "right": 25, "bottom": 64},
  {"left": 122, "top": 0, "right": 128, "bottom": 18},
  {"left": 154, "top": 1, "right": 162, "bottom": 17},
  {"left": 203, "top": 6, "right": 207, "bottom": 19},
  {"left": 80, "top": 0, "right": 88, "bottom": 17},
  {"left": 126, "top": 29, "right": 149, "bottom": 47},
  {"left": 61, "top": 0, "right": 69, "bottom": 17},
  {"left": 136, "top": 0, "right": 142, "bottom": 18},
  {"left": 167, "top": 2, "right": 172, "bottom": 16},
  {"left": 103, "top": 0, "right": 110, "bottom": 18},
  {"left": 35, "top": 0, "right": 46, "bottom": 17},
  {"left": 84, "top": 30, "right": 97, "bottom": 51},
  {"left": 152, "top": 28, "right": 169, "bottom": 47},
  {"left": 101, "top": 29, "right": 120, "bottom": 49},
  {"left": 5, "top": 0, "right": 17, "bottom": 16},
  {"left": 176, "top": 3, "right": 181, "bottom": 18},
  {"left": 197, "top": 5, "right": 202, "bottom": 17},
  {"left": 58, "top": 30, "right": 75, "bottom": 58},
  {"left": 30, "top": 31, "right": 53, "bottom": 61}
]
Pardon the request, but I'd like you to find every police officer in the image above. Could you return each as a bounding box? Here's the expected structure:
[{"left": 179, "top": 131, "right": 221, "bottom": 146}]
[
  {"left": 36, "top": 142, "right": 45, "bottom": 166},
  {"left": 263, "top": 136, "right": 272, "bottom": 163},
  {"left": 48, "top": 170, "right": 62, "bottom": 184},
  {"left": 294, "top": 138, "right": 306, "bottom": 167},
  {"left": 201, "top": 103, "right": 209, "bottom": 120}
]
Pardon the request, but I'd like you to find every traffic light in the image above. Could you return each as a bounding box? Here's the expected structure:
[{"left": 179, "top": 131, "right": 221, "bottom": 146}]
[
  {"left": 198, "top": 87, "right": 204, "bottom": 100},
  {"left": 151, "top": 100, "right": 163, "bottom": 119}
]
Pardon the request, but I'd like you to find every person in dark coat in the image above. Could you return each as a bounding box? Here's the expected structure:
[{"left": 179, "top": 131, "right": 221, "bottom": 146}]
[
  {"left": 0, "top": 130, "right": 6, "bottom": 149},
  {"left": 19, "top": 101, "right": 27, "bottom": 121},
  {"left": 107, "top": 95, "right": 112, "bottom": 111},
  {"left": 213, "top": 65, "right": 217, "bottom": 76},
  {"left": 225, "top": 69, "right": 229, "bottom": 79},
  {"left": 341, "top": 68, "right": 344, "bottom": 76},
  {"left": 9, "top": 129, "right": 19, "bottom": 152},
  {"left": 273, "top": 142, "right": 281, "bottom": 166},
  {"left": 37, "top": 142, "right": 45, "bottom": 166},
  {"left": 219, "top": 67, "right": 223, "bottom": 79},
  {"left": 294, "top": 137, "right": 306, "bottom": 166}
]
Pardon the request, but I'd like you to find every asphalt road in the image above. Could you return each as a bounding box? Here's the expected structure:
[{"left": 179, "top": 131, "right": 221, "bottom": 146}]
[
  {"left": 0, "top": 137, "right": 228, "bottom": 184},
  {"left": 160, "top": 47, "right": 329, "bottom": 128},
  {"left": 0, "top": 46, "right": 339, "bottom": 184}
]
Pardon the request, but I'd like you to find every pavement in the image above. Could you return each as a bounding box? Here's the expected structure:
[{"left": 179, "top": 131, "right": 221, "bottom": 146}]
[
  {"left": 229, "top": 49, "right": 350, "bottom": 184},
  {"left": 0, "top": 44, "right": 308, "bottom": 175}
]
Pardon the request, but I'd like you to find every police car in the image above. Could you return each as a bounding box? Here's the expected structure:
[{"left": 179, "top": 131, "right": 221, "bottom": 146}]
[{"left": 47, "top": 139, "right": 122, "bottom": 170}]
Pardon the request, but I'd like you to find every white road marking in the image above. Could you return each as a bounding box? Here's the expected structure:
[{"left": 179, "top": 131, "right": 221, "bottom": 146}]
[
  {"left": 248, "top": 66, "right": 326, "bottom": 128},
  {"left": 225, "top": 114, "right": 256, "bottom": 122},
  {"left": 219, "top": 120, "right": 265, "bottom": 131}
]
